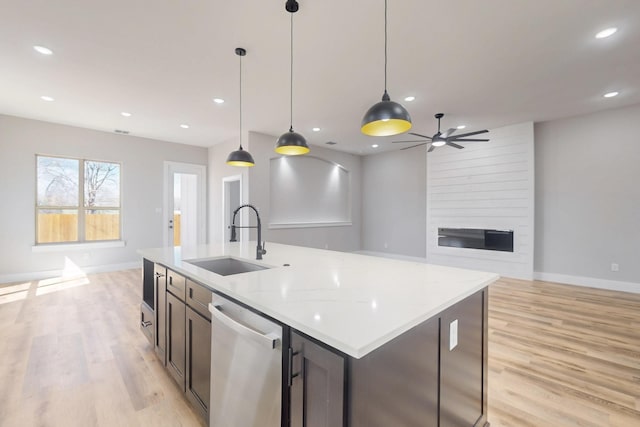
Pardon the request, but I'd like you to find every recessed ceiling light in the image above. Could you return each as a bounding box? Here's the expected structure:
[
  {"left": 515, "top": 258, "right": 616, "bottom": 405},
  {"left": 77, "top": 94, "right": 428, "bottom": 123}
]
[
  {"left": 595, "top": 28, "right": 617, "bottom": 39},
  {"left": 404, "top": 96, "right": 415, "bottom": 102},
  {"left": 312, "top": 127, "right": 321, "bottom": 132},
  {"left": 604, "top": 91, "right": 619, "bottom": 98},
  {"left": 213, "top": 98, "right": 225, "bottom": 104},
  {"left": 33, "top": 45, "right": 53, "bottom": 55},
  {"left": 40, "top": 95, "right": 54, "bottom": 102},
  {"left": 456, "top": 125, "right": 466, "bottom": 130},
  {"left": 120, "top": 111, "right": 132, "bottom": 117},
  {"left": 372, "top": 144, "right": 379, "bottom": 148},
  {"left": 180, "top": 124, "right": 190, "bottom": 129}
]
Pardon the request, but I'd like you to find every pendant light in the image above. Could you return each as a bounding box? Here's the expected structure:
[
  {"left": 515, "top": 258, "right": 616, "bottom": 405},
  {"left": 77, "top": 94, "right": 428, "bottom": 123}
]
[
  {"left": 226, "top": 47, "right": 255, "bottom": 167},
  {"left": 275, "top": 0, "right": 310, "bottom": 155},
  {"left": 361, "top": 0, "right": 412, "bottom": 137}
]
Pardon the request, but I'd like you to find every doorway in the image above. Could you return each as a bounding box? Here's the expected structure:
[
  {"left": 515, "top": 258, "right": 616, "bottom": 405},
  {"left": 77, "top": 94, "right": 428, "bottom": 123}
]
[{"left": 164, "top": 162, "right": 206, "bottom": 247}]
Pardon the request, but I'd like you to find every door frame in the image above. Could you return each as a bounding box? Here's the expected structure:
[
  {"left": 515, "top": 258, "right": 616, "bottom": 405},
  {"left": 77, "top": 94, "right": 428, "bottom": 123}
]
[
  {"left": 221, "top": 174, "right": 246, "bottom": 243},
  {"left": 163, "top": 161, "right": 207, "bottom": 247}
]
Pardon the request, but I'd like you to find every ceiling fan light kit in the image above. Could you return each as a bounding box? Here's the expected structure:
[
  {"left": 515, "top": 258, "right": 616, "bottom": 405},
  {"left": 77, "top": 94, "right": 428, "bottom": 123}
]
[
  {"left": 226, "top": 47, "right": 255, "bottom": 167},
  {"left": 275, "top": 0, "right": 310, "bottom": 156},
  {"left": 361, "top": 0, "right": 412, "bottom": 137}
]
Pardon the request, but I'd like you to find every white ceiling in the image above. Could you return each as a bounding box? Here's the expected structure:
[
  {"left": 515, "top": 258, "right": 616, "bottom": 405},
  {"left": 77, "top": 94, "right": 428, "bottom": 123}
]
[{"left": 1, "top": 0, "right": 639, "bottom": 155}]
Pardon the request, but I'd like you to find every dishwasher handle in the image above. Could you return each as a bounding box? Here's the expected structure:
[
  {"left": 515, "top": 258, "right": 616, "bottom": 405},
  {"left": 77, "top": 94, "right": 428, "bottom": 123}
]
[{"left": 209, "top": 303, "right": 280, "bottom": 349}]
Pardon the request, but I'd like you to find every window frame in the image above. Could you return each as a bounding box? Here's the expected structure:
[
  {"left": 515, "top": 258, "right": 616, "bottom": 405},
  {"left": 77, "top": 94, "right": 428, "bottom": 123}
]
[{"left": 35, "top": 154, "right": 122, "bottom": 245}]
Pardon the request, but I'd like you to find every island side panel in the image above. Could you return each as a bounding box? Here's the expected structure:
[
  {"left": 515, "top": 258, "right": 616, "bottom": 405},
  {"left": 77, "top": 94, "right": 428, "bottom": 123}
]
[
  {"left": 440, "top": 289, "right": 487, "bottom": 427},
  {"left": 348, "top": 315, "right": 440, "bottom": 427}
]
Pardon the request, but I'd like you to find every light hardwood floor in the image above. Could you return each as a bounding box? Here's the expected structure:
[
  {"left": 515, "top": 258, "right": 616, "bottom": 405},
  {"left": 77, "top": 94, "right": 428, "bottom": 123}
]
[
  {"left": 488, "top": 278, "right": 640, "bottom": 427},
  {"left": 1, "top": 270, "right": 638, "bottom": 426},
  {"left": 0, "top": 269, "right": 203, "bottom": 427}
]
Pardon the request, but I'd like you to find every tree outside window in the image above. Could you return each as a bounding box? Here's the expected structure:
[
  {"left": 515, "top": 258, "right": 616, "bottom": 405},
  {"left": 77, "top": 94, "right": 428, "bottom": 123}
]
[{"left": 36, "top": 155, "right": 121, "bottom": 244}]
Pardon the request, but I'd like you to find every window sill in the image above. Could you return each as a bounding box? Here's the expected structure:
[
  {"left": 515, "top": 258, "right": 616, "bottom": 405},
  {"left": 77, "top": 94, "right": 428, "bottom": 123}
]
[{"left": 32, "top": 241, "right": 126, "bottom": 253}]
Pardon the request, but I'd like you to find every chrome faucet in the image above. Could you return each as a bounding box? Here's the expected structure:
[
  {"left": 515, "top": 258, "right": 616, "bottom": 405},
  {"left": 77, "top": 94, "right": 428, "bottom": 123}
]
[{"left": 229, "top": 204, "right": 267, "bottom": 260}]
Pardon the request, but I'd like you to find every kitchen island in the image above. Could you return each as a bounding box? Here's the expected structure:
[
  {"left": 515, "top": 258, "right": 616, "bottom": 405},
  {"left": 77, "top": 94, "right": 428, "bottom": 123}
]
[{"left": 139, "top": 242, "right": 498, "bottom": 427}]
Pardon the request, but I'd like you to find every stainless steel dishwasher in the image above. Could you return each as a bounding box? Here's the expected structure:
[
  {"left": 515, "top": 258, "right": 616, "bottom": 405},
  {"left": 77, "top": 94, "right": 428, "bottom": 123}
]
[{"left": 208, "top": 296, "right": 282, "bottom": 427}]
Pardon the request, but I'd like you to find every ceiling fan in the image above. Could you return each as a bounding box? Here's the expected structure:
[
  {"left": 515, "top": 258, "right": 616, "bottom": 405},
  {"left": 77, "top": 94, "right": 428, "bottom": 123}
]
[{"left": 392, "top": 113, "right": 489, "bottom": 151}]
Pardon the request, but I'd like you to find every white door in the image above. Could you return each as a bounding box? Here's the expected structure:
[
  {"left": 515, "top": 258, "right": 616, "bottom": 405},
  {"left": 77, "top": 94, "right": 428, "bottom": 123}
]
[{"left": 164, "top": 162, "right": 206, "bottom": 247}]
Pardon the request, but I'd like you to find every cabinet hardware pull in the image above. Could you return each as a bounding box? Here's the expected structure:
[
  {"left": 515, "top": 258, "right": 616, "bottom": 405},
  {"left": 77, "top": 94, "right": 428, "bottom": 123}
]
[
  {"left": 155, "top": 272, "right": 165, "bottom": 278},
  {"left": 288, "top": 347, "right": 301, "bottom": 387}
]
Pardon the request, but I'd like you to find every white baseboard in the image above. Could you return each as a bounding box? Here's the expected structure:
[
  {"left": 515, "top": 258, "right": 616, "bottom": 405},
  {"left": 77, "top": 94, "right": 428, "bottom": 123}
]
[
  {"left": 534, "top": 271, "right": 640, "bottom": 294},
  {"left": 0, "top": 261, "right": 140, "bottom": 284}
]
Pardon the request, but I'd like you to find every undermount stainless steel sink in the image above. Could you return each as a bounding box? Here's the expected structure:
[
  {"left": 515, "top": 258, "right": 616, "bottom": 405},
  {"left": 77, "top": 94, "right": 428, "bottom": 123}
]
[{"left": 184, "top": 257, "right": 271, "bottom": 276}]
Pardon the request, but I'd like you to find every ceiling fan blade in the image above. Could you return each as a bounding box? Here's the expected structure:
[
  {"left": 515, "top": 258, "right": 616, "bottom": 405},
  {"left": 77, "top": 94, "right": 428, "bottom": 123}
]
[
  {"left": 400, "top": 143, "right": 429, "bottom": 150},
  {"left": 441, "top": 128, "right": 457, "bottom": 138},
  {"left": 452, "top": 138, "right": 490, "bottom": 142},
  {"left": 408, "top": 132, "right": 433, "bottom": 140},
  {"left": 447, "top": 141, "right": 464, "bottom": 149},
  {"left": 427, "top": 145, "right": 436, "bottom": 152},
  {"left": 449, "top": 129, "right": 488, "bottom": 139},
  {"left": 392, "top": 139, "right": 430, "bottom": 143}
]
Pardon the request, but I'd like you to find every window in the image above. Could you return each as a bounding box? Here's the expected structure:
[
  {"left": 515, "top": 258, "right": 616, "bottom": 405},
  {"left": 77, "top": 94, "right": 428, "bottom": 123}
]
[{"left": 36, "top": 155, "right": 121, "bottom": 244}]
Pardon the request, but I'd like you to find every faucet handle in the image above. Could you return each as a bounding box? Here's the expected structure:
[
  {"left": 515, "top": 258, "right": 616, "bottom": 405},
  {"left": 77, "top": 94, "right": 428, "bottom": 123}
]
[{"left": 261, "top": 241, "right": 267, "bottom": 255}]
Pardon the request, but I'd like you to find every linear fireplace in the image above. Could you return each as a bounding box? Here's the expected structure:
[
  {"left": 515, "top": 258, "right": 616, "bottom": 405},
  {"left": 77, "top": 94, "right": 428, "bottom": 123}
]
[{"left": 438, "top": 228, "right": 514, "bottom": 252}]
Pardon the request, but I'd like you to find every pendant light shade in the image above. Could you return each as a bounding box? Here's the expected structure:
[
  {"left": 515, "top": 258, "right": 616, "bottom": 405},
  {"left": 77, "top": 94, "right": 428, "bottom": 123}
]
[
  {"left": 226, "top": 47, "right": 255, "bottom": 167},
  {"left": 361, "top": 0, "right": 411, "bottom": 137},
  {"left": 361, "top": 90, "right": 412, "bottom": 136},
  {"left": 226, "top": 146, "right": 255, "bottom": 167},
  {"left": 275, "top": 128, "right": 309, "bottom": 155},
  {"left": 275, "top": 0, "right": 310, "bottom": 156}
]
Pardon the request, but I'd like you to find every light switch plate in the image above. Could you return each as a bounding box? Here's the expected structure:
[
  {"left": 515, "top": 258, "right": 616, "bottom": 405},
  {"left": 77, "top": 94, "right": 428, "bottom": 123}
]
[{"left": 449, "top": 319, "right": 458, "bottom": 351}]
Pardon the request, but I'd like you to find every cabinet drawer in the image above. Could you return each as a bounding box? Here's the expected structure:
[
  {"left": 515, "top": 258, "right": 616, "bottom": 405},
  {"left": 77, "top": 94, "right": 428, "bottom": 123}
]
[
  {"left": 187, "top": 280, "right": 212, "bottom": 320},
  {"left": 140, "top": 302, "right": 154, "bottom": 345},
  {"left": 167, "top": 269, "right": 186, "bottom": 301}
]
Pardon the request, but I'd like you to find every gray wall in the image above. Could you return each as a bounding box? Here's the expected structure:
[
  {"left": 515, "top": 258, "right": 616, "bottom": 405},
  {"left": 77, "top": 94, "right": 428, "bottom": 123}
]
[
  {"left": 0, "top": 115, "right": 208, "bottom": 282},
  {"left": 247, "top": 131, "right": 362, "bottom": 252},
  {"left": 535, "top": 104, "right": 640, "bottom": 286},
  {"left": 361, "top": 148, "right": 426, "bottom": 258}
]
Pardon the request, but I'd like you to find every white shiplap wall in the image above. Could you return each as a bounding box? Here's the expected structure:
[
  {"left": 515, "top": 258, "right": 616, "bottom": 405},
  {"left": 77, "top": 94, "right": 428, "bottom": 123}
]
[{"left": 426, "top": 122, "right": 534, "bottom": 280}]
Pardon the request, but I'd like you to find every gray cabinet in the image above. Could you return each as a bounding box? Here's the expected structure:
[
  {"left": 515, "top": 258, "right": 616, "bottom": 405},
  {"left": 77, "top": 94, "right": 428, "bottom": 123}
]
[
  {"left": 154, "top": 264, "right": 167, "bottom": 364},
  {"left": 291, "top": 289, "right": 487, "bottom": 427},
  {"left": 290, "top": 332, "right": 345, "bottom": 427},
  {"left": 348, "top": 315, "right": 439, "bottom": 427},
  {"left": 440, "top": 289, "right": 487, "bottom": 427},
  {"left": 186, "top": 306, "right": 211, "bottom": 421},
  {"left": 166, "top": 291, "right": 186, "bottom": 391}
]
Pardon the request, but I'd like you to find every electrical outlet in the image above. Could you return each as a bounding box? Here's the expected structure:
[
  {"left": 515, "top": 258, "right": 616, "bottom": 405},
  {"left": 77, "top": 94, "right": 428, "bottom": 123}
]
[
  {"left": 449, "top": 319, "right": 458, "bottom": 351},
  {"left": 611, "top": 263, "right": 619, "bottom": 272},
  {"left": 384, "top": 242, "right": 388, "bottom": 249}
]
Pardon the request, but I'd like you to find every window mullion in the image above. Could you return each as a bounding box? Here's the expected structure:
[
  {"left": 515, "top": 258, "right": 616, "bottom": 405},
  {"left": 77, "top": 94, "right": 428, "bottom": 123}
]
[{"left": 79, "top": 160, "right": 85, "bottom": 242}]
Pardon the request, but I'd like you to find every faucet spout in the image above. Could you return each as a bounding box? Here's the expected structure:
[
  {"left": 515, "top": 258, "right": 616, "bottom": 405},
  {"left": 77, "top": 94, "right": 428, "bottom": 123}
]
[{"left": 230, "top": 204, "right": 267, "bottom": 260}]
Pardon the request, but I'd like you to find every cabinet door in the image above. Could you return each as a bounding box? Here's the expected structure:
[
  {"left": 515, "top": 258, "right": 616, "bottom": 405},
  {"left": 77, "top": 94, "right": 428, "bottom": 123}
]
[
  {"left": 154, "top": 264, "right": 167, "bottom": 364},
  {"left": 440, "top": 289, "right": 486, "bottom": 427},
  {"left": 185, "top": 307, "right": 211, "bottom": 421},
  {"left": 290, "top": 332, "right": 345, "bottom": 427},
  {"left": 166, "top": 292, "right": 186, "bottom": 391}
]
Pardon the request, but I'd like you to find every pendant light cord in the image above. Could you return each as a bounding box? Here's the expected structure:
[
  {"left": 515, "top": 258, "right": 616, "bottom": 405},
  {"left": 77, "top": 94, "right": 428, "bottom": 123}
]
[
  {"left": 289, "top": 12, "right": 294, "bottom": 132},
  {"left": 384, "top": 0, "right": 388, "bottom": 93},
  {"left": 239, "top": 52, "right": 243, "bottom": 149}
]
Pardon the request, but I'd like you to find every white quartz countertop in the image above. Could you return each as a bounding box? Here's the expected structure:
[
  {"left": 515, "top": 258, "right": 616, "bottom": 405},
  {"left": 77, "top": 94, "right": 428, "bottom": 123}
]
[{"left": 138, "top": 242, "right": 499, "bottom": 359}]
